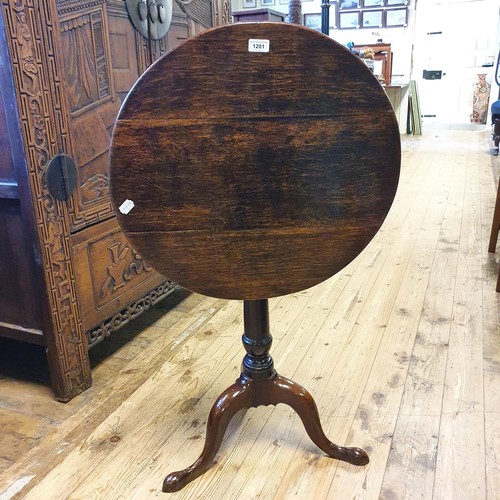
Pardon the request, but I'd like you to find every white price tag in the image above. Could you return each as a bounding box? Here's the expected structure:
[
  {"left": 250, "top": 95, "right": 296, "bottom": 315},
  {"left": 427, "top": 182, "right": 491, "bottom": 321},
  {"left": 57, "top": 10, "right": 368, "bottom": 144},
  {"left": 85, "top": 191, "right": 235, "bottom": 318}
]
[
  {"left": 248, "top": 39, "right": 270, "bottom": 53},
  {"left": 119, "top": 199, "right": 135, "bottom": 215}
]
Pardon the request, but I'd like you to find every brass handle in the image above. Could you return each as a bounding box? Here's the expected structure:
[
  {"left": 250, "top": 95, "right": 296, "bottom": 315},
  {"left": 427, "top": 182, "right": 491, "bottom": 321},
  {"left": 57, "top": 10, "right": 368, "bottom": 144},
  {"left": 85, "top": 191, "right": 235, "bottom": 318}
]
[{"left": 46, "top": 154, "right": 78, "bottom": 201}]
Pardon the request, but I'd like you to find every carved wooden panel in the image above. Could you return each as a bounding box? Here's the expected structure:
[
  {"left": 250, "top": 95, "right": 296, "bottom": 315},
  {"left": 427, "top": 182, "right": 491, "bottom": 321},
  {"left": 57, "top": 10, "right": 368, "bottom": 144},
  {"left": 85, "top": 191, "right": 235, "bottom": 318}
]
[
  {"left": 58, "top": 3, "right": 116, "bottom": 231},
  {"left": 0, "top": 11, "right": 43, "bottom": 344},
  {"left": 1, "top": 0, "right": 91, "bottom": 401},
  {"left": 71, "top": 218, "right": 166, "bottom": 331},
  {"left": 179, "top": 0, "right": 212, "bottom": 30},
  {"left": 212, "top": 0, "right": 231, "bottom": 26},
  {"left": 59, "top": 0, "right": 213, "bottom": 232},
  {"left": 60, "top": 12, "right": 111, "bottom": 114},
  {"left": 107, "top": 4, "right": 143, "bottom": 99}
]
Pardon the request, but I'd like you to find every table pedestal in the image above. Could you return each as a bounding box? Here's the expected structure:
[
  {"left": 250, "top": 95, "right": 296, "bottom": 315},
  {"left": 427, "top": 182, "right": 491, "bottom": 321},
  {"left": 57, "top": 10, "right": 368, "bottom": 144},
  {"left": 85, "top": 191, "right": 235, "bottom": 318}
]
[{"left": 162, "top": 299, "right": 369, "bottom": 492}]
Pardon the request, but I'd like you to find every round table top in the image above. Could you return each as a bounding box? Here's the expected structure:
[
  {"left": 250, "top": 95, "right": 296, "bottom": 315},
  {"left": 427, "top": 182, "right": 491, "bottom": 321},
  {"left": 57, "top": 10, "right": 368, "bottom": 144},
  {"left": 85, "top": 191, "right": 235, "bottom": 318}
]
[{"left": 109, "top": 22, "right": 400, "bottom": 300}]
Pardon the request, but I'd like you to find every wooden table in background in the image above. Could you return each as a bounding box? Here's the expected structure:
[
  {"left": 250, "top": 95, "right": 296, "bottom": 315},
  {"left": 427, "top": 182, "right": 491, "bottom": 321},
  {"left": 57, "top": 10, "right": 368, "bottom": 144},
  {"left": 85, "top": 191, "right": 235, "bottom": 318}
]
[{"left": 353, "top": 43, "right": 393, "bottom": 86}]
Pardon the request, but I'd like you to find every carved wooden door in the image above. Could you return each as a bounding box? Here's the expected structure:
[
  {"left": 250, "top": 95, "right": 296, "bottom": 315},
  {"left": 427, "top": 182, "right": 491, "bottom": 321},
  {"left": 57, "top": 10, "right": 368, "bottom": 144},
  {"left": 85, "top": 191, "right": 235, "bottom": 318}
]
[{"left": 0, "top": 0, "right": 230, "bottom": 401}]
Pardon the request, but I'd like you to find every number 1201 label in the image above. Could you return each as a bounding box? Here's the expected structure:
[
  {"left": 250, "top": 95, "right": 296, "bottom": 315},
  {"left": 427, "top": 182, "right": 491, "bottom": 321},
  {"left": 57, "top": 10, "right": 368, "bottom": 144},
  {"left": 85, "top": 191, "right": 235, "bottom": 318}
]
[{"left": 248, "top": 39, "right": 270, "bottom": 53}]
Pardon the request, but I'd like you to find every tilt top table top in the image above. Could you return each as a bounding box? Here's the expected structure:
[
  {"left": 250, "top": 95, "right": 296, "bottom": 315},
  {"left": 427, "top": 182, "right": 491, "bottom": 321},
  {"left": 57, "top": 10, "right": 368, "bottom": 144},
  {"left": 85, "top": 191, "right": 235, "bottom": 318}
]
[{"left": 109, "top": 22, "right": 401, "bottom": 301}]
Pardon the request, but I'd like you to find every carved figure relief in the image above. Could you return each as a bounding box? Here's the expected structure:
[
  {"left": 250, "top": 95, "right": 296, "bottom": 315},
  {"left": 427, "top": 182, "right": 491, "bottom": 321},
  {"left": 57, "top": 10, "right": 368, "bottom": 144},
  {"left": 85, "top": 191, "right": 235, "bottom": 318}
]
[
  {"left": 80, "top": 173, "right": 109, "bottom": 203},
  {"left": 60, "top": 11, "right": 111, "bottom": 113},
  {"left": 101, "top": 241, "right": 153, "bottom": 298},
  {"left": 102, "top": 241, "right": 129, "bottom": 295}
]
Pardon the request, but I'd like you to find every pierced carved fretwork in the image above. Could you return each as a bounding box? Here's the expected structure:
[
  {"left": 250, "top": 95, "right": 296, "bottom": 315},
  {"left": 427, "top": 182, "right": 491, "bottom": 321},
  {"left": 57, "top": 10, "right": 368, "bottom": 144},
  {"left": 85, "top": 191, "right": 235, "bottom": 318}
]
[{"left": 87, "top": 281, "right": 176, "bottom": 347}]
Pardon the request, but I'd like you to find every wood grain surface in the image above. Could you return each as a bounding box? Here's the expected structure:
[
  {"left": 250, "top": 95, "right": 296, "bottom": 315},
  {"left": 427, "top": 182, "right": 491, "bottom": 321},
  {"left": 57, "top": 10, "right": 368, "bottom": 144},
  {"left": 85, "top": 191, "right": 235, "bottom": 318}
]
[{"left": 109, "top": 22, "right": 401, "bottom": 299}]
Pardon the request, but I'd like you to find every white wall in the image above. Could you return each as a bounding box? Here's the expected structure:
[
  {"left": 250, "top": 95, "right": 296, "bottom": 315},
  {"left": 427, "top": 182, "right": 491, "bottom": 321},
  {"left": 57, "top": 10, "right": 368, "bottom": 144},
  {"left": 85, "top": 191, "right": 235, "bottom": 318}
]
[{"left": 412, "top": 0, "right": 499, "bottom": 124}]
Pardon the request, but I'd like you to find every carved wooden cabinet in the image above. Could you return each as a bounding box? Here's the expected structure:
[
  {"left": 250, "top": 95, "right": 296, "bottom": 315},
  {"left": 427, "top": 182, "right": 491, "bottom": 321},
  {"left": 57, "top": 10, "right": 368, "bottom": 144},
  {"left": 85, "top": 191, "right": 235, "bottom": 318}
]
[{"left": 0, "top": 0, "right": 230, "bottom": 401}]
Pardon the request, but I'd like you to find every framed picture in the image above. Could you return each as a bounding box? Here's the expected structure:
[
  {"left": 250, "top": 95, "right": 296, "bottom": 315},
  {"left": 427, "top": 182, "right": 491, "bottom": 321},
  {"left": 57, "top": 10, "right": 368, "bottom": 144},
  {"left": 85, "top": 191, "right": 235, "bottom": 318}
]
[
  {"left": 304, "top": 13, "right": 322, "bottom": 31},
  {"left": 339, "top": 0, "right": 360, "bottom": 9},
  {"left": 385, "top": 7, "right": 408, "bottom": 27},
  {"left": 243, "top": 0, "right": 256, "bottom": 7},
  {"left": 362, "top": 0, "right": 383, "bottom": 6},
  {"left": 338, "top": 11, "right": 360, "bottom": 29},
  {"left": 261, "top": 0, "right": 275, "bottom": 5},
  {"left": 361, "top": 9, "right": 383, "bottom": 28},
  {"left": 385, "top": 0, "right": 408, "bottom": 5}
]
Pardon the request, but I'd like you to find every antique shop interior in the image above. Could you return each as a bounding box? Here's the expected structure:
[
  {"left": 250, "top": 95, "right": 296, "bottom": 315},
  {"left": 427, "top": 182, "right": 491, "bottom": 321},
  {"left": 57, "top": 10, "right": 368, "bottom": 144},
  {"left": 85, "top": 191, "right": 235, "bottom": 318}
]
[{"left": 0, "top": 0, "right": 499, "bottom": 498}]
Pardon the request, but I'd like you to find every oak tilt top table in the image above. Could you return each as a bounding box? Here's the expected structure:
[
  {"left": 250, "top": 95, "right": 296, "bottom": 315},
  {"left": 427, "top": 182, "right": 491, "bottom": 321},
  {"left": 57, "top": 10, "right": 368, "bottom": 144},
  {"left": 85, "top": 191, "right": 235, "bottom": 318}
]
[{"left": 109, "top": 22, "right": 400, "bottom": 493}]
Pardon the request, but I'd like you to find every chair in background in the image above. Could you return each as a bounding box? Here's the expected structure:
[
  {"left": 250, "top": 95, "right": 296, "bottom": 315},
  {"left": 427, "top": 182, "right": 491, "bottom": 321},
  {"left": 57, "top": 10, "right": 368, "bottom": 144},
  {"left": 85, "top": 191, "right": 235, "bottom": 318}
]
[{"left": 488, "top": 178, "right": 500, "bottom": 291}]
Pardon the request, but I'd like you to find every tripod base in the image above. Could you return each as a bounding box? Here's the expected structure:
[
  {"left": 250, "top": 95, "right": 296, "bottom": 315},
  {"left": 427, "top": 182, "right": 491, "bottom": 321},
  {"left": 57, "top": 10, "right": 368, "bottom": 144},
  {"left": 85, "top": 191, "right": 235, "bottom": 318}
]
[
  {"left": 163, "top": 372, "right": 369, "bottom": 492},
  {"left": 162, "top": 300, "right": 368, "bottom": 492}
]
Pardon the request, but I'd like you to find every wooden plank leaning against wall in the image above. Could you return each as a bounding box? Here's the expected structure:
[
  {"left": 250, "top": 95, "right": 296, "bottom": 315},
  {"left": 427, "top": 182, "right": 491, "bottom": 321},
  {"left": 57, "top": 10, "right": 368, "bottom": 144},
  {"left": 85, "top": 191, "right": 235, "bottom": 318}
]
[{"left": 0, "top": 0, "right": 231, "bottom": 402}]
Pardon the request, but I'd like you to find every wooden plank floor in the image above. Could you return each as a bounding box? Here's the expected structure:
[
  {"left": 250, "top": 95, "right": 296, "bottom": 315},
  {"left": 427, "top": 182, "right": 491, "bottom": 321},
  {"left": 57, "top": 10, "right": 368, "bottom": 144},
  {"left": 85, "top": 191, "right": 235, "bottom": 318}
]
[{"left": 0, "top": 130, "right": 499, "bottom": 499}]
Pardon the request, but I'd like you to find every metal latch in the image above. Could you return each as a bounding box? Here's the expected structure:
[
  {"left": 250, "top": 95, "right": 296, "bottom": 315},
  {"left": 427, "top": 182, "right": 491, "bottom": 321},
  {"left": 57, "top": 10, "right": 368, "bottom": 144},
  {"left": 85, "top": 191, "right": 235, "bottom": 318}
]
[
  {"left": 422, "top": 70, "right": 444, "bottom": 80},
  {"left": 126, "top": 0, "right": 173, "bottom": 40},
  {"left": 46, "top": 154, "right": 78, "bottom": 201}
]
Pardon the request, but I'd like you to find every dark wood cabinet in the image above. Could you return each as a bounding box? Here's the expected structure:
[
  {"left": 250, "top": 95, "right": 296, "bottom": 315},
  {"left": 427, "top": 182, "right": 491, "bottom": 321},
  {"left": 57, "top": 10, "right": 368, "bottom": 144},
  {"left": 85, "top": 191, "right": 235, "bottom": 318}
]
[
  {"left": 232, "top": 8, "right": 286, "bottom": 23},
  {"left": 0, "top": 0, "right": 231, "bottom": 401}
]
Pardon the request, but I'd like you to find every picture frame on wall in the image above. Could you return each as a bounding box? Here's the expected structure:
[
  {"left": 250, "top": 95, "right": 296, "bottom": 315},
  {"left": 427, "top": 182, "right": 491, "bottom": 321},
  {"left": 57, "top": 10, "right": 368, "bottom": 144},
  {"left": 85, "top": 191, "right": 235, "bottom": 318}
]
[
  {"left": 385, "top": 7, "right": 408, "bottom": 27},
  {"left": 339, "top": 0, "right": 360, "bottom": 9},
  {"left": 361, "top": 9, "right": 383, "bottom": 28},
  {"left": 243, "top": 0, "right": 257, "bottom": 7},
  {"left": 362, "top": 0, "right": 383, "bottom": 7},
  {"left": 338, "top": 11, "right": 360, "bottom": 29},
  {"left": 304, "top": 13, "right": 322, "bottom": 31},
  {"left": 261, "top": 0, "right": 275, "bottom": 6}
]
